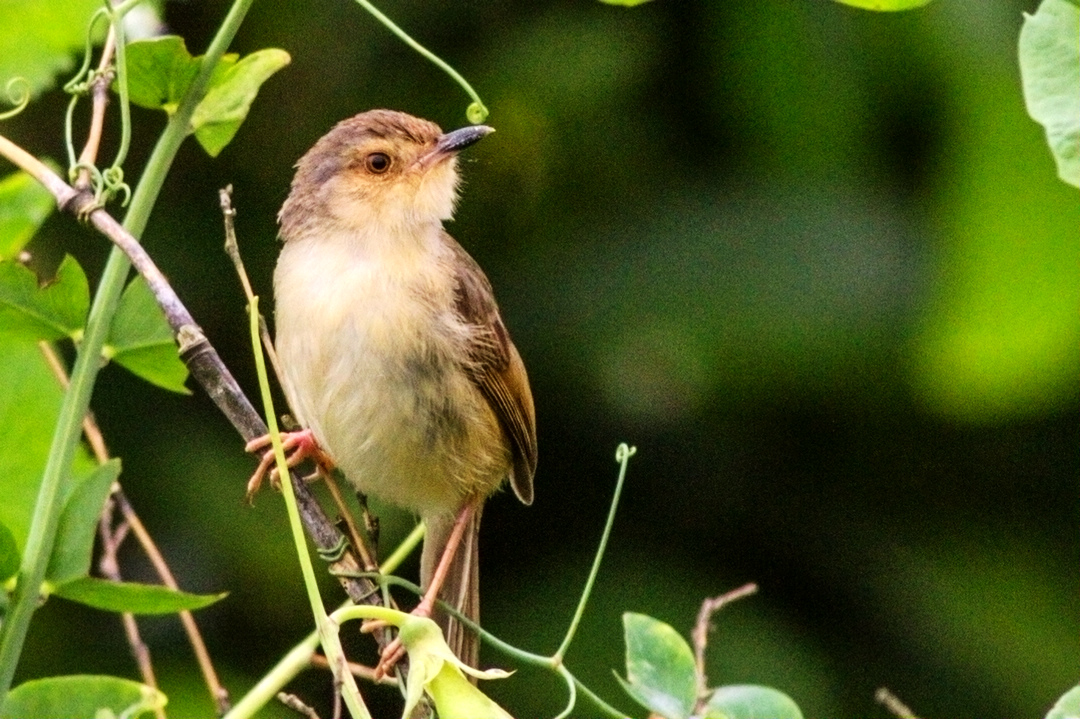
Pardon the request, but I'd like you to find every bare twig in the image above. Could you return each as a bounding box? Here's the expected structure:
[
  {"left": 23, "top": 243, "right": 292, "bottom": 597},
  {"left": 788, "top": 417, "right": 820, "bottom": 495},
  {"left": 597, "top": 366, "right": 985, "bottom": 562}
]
[
  {"left": 97, "top": 496, "right": 166, "bottom": 719},
  {"left": 875, "top": 687, "right": 921, "bottom": 719},
  {"left": 219, "top": 186, "right": 284, "bottom": 387},
  {"left": 277, "top": 692, "right": 322, "bottom": 719},
  {"left": 691, "top": 583, "right": 758, "bottom": 706}
]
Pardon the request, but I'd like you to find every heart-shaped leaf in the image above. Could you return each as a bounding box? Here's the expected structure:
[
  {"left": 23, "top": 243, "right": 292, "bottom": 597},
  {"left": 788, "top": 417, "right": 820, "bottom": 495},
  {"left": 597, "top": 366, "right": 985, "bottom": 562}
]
[{"left": 704, "top": 684, "right": 804, "bottom": 719}]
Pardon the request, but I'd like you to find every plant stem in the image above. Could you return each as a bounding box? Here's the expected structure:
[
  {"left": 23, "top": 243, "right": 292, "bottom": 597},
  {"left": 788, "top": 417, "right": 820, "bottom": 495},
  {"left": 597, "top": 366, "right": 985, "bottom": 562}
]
[
  {"left": 247, "top": 296, "right": 371, "bottom": 719},
  {"left": 0, "top": 0, "right": 255, "bottom": 704}
]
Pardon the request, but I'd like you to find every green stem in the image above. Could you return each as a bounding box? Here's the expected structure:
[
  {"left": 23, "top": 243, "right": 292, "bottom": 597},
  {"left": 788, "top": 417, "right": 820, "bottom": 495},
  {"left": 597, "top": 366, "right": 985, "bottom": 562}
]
[
  {"left": 553, "top": 443, "right": 635, "bottom": 663},
  {"left": 0, "top": 0, "right": 255, "bottom": 705},
  {"left": 247, "top": 296, "right": 371, "bottom": 719}
]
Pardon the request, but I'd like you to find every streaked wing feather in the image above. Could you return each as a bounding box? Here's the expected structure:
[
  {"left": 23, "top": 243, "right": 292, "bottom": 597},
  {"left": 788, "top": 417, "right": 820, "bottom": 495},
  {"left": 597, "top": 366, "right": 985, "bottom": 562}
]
[{"left": 447, "top": 234, "right": 537, "bottom": 504}]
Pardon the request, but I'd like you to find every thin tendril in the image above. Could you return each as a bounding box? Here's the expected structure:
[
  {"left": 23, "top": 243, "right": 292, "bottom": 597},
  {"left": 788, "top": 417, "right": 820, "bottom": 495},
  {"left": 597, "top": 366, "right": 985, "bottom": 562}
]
[
  {"left": 352, "top": 0, "right": 489, "bottom": 123},
  {"left": 0, "top": 79, "right": 31, "bottom": 121}
]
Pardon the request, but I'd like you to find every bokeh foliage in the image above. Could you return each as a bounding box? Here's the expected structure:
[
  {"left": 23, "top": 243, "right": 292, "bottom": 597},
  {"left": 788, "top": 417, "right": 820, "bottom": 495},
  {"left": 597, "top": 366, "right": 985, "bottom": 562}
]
[{"left": 1, "top": 0, "right": 1075, "bottom": 717}]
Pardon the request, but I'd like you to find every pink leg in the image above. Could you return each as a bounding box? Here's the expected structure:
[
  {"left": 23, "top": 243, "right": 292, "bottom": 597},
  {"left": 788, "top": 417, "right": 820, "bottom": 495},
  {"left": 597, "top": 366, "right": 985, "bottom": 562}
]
[{"left": 372, "top": 499, "right": 480, "bottom": 679}]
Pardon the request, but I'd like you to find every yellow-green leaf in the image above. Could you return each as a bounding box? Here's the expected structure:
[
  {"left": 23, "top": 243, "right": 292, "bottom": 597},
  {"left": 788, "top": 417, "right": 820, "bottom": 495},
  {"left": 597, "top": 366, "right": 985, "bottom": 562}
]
[{"left": 191, "top": 48, "right": 291, "bottom": 157}]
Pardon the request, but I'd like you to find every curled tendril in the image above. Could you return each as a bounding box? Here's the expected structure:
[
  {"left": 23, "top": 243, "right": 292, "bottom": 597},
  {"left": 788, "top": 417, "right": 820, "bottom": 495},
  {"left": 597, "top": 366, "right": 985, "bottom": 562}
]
[
  {"left": 0, "top": 78, "right": 31, "bottom": 121},
  {"left": 615, "top": 443, "right": 638, "bottom": 463},
  {"left": 63, "top": 6, "right": 110, "bottom": 95},
  {"left": 70, "top": 161, "right": 104, "bottom": 191},
  {"left": 101, "top": 166, "right": 131, "bottom": 207},
  {"left": 466, "top": 102, "right": 489, "bottom": 125}
]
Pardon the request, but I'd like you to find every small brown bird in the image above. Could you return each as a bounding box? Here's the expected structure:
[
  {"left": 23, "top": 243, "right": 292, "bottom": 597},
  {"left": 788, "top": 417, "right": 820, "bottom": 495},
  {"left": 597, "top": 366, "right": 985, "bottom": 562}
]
[{"left": 271, "top": 109, "right": 536, "bottom": 669}]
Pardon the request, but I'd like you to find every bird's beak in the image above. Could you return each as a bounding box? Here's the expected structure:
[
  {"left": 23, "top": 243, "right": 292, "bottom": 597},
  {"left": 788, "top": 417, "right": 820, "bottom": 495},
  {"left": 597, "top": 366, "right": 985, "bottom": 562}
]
[{"left": 418, "top": 125, "right": 494, "bottom": 168}]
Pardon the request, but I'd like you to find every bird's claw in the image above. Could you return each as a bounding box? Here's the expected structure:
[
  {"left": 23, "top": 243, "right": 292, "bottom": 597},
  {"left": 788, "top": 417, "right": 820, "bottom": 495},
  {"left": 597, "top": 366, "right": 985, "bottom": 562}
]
[{"left": 244, "top": 429, "right": 333, "bottom": 501}]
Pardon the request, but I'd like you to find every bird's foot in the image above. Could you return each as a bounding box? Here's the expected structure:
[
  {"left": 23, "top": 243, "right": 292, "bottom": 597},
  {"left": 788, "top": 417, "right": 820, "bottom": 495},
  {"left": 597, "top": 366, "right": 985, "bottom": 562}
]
[{"left": 244, "top": 429, "right": 333, "bottom": 501}]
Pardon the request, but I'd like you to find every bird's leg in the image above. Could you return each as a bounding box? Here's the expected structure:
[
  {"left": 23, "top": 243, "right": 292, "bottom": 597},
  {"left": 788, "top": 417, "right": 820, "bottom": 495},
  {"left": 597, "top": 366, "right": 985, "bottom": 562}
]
[
  {"left": 243, "top": 429, "right": 334, "bottom": 501},
  {"left": 371, "top": 499, "right": 479, "bottom": 680}
]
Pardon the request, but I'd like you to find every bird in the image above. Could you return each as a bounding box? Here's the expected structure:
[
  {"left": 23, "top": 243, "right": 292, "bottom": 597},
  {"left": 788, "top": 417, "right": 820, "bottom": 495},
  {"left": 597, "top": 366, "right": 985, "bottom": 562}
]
[{"left": 266, "top": 109, "right": 537, "bottom": 671}]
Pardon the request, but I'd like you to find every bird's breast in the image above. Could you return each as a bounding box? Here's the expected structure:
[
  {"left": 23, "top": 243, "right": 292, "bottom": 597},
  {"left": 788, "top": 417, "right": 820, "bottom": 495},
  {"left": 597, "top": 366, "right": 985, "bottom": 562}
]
[{"left": 273, "top": 232, "right": 509, "bottom": 516}]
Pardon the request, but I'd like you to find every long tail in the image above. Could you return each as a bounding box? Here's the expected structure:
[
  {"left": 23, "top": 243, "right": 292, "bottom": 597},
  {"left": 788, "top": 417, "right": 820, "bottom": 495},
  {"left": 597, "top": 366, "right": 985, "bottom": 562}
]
[{"left": 420, "top": 503, "right": 482, "bottom": 669}]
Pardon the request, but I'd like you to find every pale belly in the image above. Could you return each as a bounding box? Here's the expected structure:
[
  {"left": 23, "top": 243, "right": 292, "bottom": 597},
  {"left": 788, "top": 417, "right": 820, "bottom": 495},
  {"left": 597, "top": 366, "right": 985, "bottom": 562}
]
[{"left": 274, "top": 241, "right": 510, "bottom": 518}]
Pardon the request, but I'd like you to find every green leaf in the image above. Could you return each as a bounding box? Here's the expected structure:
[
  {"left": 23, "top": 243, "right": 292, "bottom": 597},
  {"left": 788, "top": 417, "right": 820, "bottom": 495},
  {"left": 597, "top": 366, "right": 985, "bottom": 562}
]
[
  {"left": 616, "top": 612, "right": 697, "bottom": 719},
  {"left": 45, "top": 459, "right": 120, "bottom": 583},
  {"left": 598, "top": 0, "right": 656, "bottom": 6},
  {"left": 830, "top": 0, "right": 933, "bottom": 9},
  {"left": 704, "top": 685, "right": 804, "bottom": 719},
  {"left": 0, "top": 520, "right": 18, "bottom": 581},
  {"left": 0, "top": 171, "right": 55, "bottom": 261},
  {"left": 0, "top": 0, "right": 107, "bottom": 98},
  {"left": 0, "top": 675, "right": 166, "bottom": 719},
  {"left": 104, "top": 276, "right": 189, "bottom": 394},
  {"left": 0, "top": 255, "right": 89, "bottom": 342},
  {"left": 191, "top": 48, "right": 291, "bottom": 157},
  {"left": 52, "top": 577, "right": 227, "bottom": 614},
  {"left": 1047, "top": 685, "right": 1080, "bottom": 719},
  {"left": 1019, "top": 0, "right": 1080, "bottom": 188}
]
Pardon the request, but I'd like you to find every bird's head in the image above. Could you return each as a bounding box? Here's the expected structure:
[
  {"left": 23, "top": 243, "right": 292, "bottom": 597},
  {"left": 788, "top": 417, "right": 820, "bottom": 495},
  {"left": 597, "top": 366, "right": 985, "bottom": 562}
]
[{"left": 279, "top": 109, "right": 493, "bottom": 241}]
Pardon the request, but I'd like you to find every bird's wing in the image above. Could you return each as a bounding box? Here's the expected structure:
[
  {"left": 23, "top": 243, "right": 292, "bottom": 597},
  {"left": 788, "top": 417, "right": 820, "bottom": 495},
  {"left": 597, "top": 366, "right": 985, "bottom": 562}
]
[{"left": 447, "top": 233, "right": 537, "bottom": 504}]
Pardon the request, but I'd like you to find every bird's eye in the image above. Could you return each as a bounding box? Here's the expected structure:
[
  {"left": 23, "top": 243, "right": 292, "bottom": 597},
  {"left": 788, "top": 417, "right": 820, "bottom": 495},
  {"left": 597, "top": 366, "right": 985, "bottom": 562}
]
[{"left": 364, "top": 152, "right": 392, "bottom": 174}]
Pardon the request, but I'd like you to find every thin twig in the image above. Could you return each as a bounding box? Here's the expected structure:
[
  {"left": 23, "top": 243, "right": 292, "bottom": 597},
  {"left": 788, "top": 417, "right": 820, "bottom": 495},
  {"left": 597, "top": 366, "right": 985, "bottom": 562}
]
[
  {"left": 277, "top": 692, "right": 322, "bottom": 719},
  {"left": 220, "top": 186, "right": 285, "bottom": 388},
  {"left": 692, "top": 582, "right": 758, "bottom": 707},
  {"left": 37, "top": 341, "right": 109, "bottom": 461},
  {"left": 116, "top": 491, "right": 233, "bottom": 715},
  {"left": 875, "top": 687, "right": 921, "bottom": 719},
  {"left": 98, "top": 495, "right": 166, "bottom": 719}
]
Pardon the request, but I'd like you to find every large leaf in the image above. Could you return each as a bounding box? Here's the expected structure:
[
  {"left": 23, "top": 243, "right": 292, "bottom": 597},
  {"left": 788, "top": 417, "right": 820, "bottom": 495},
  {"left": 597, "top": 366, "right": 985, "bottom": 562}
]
[
  {"left": 0, "top": 255, "right": 89, "bottom": 342},
  {"left": 704, "top": 685, "right": 804, "bottom": 719},
  {"left": 46, "top": 459, "right": 120, "bottom": 583},
  {"left": 0, "top": 171, "right": 55, "bottom": 261},
  {"left": 53, "top": 576, "right": 227, "bottom": 614},
  {"left": 0, "top": 0, "right": 106, "bottom": 97},
  {"left": 0, "top": 675, "right": 165, "bottom": 719},
  {"left": 616, "top": 612, "right": 698, "bottom": 719},
  {"left": 104, "top": 276, "right": 189, "bottom": 393},
  {"left": 191, "top": 48, "right": 291, "bottom": 157},
  {"left": 1019, "top": 0, "right": 1080, "bottom": 188}
]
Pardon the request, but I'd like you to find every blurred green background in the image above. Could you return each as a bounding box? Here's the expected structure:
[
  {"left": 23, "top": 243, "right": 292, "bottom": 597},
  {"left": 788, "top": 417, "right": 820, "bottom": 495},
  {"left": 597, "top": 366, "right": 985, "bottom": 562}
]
[{"left": 5, "top": 0, "right": 1077, "bottom": 717}]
